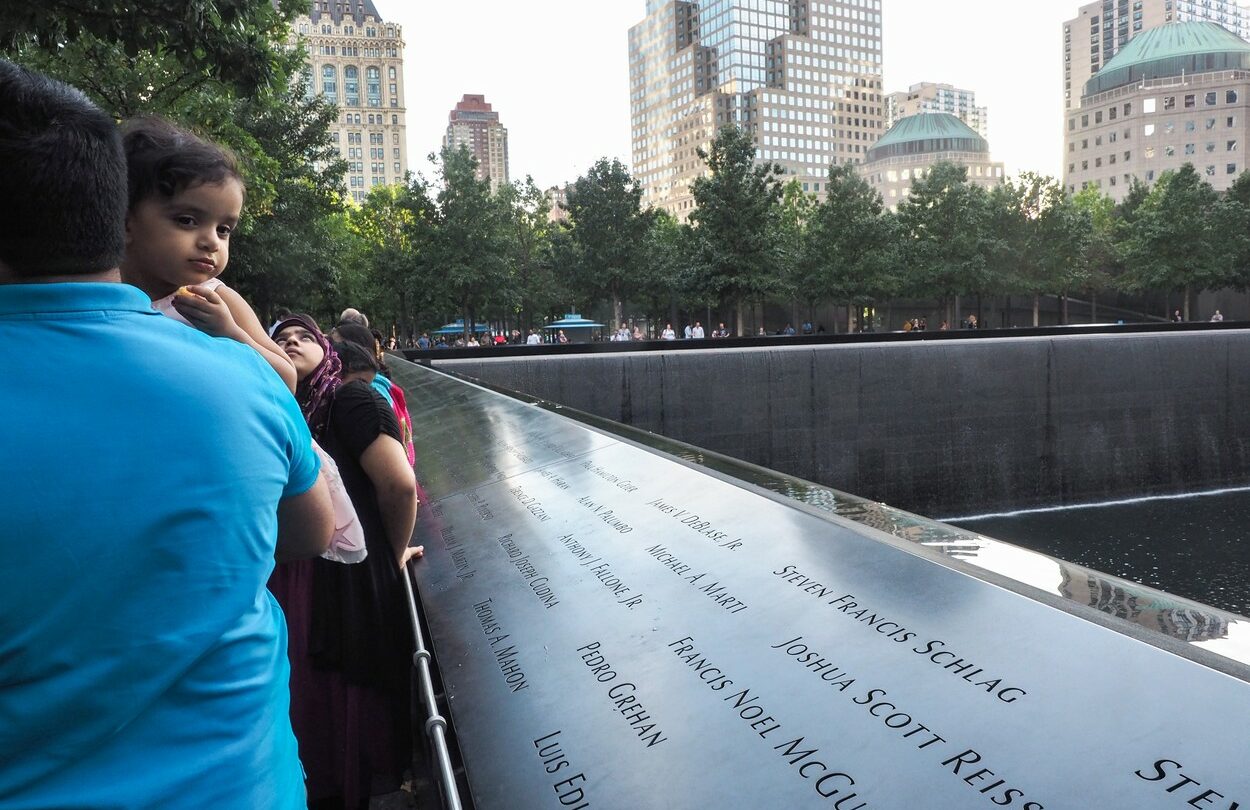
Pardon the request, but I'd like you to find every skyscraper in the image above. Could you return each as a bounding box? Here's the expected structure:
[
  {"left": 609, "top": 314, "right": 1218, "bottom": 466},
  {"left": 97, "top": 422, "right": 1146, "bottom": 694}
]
[
  {"left": 291, "top": 0, "right": 408, "bottom": 203},
  {"left": 443, "top": 94, "right": 510, "bottom": 192},
  {"left": 1062, "top": 0, "right": 1250, "bottom": 115},
  {"left": 628, "top": 0, "right": 885, "bottom": 219},
  {"left": 886, "top": 82, "right": 989, "bottom": 141}
]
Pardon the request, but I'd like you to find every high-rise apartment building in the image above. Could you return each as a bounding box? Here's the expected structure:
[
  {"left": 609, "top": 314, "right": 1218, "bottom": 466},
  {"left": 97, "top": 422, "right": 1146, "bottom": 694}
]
[
  {"left": 291, "top": 0, "right": 408, "bottom": 203},
  {"left": 885, "top": 82, "right": 989, "bottom": 140},
  {"left": 1063, "top": 21, "right": 1250, "bottom": 201},
  {"left": 628, "top": 0, "right": 885, "bottom": 219},
  {"left": 443, "top": 94, "right": 510, "bottom": 192},
  {"left": 1062, "top": 0, "right": 1250, "bottom": 114}
]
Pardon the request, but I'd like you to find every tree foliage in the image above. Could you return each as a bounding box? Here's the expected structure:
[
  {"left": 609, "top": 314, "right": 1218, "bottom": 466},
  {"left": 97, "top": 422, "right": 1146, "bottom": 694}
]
[{"left": 690, "top": 125, "right": 785, "bottom": 334}]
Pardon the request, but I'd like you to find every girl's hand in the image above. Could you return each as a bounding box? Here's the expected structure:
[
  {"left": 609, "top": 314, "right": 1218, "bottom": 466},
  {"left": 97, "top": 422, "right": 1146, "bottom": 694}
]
[
  {"left": 399, "top": 545, "right": 425, "bottom": 569},
  {"left": 171, "top": 285, "right": 244, "bottom": 340}
]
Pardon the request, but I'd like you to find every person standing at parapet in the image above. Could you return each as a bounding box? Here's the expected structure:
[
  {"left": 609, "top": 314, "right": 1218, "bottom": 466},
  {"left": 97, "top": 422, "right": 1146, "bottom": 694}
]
[{"left": 0, "top": 61, "right": 334, "bottom": 809}]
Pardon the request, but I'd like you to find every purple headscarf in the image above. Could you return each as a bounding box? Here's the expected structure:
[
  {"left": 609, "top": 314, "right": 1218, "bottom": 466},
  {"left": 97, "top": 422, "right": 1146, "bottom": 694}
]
[{"left": 273, "top": 314, "right": 342, "bottom": 439}]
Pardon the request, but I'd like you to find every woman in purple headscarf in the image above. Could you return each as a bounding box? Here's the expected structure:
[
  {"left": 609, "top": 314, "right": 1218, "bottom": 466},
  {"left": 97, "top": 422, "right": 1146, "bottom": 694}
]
[{"left": 269, "top": 314, "right": 418, "bottom": 810}]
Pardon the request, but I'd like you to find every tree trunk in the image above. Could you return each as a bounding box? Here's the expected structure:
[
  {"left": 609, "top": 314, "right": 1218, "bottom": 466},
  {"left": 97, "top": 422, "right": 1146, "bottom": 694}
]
[
  {"left": 1183, "top": 285, "right": 1191, "bottom": 321},
  {"left": 612, "top": 295, "right": 623, "bottom": 333},
  {"left": 1003, "top": 295, "right": 1011, "bottom": 329},
  {"left": 1061, "top": 293, "right": 1069, "bottom": 325},
  {"left": 951, "top": 295, "right": 959, "bottom": 327},
  {"left": 735, "top": 298, "right": 745, "bottom": 336},
  {"left": 1090, "top": 290, "right": 1098, "bottom": 323},
  {"left": 1032, "top": 294, "right": 1040, "bottom": 328}
]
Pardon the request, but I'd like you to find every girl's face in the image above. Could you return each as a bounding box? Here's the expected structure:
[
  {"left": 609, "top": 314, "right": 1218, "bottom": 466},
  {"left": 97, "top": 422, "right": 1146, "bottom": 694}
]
[
  {"left": 275, "top": 325, "right": 326, "bottom": 381},
  {"left": 122, "top": 178, "right": 244, "bottom": 299}
]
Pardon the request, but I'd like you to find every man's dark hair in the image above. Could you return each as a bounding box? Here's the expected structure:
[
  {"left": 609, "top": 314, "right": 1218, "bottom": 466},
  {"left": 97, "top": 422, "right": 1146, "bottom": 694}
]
[
  {"left": 121, "top": 116, "right": 243, "bottom": 211},
  {"left": 0, "top": 60, "right": 127, "bottom": 278}
]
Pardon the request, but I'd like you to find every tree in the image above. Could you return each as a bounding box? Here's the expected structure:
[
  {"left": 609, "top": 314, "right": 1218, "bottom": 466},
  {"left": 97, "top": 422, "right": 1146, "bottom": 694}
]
[
  {"left": 1, "top": 0, "right": 299, "bottom": 99},
  {"left": 1119, "top": 164, "right": 1220, "bottom": 319},
  {"left": 1209, "top": 169, "right": 1250, "bottom": 291},
  {"left": 634, "top": 210, "right": 691, "bottom": 327},
  {"left": 896, "top": 162, "right": 991, "bottom": 323},
  {"left": 563, "top": 159, "right": 650, "bottom": 329},
  {"left": 428, "top": 146, "right": 514, "bottom": 336},
  {"left": 799, "top": 164, "right": 898, "bottom": 331},
  {"left": 499, "top": 177, "right": 560, "bottom": 330},
  {"left": 4, "top": 2, "right": 352, "bottom": 324},
  {"left": 774, "top": 180, "right": 818, "bottom": 327},
  {"left": 987, "top": 174, "right": 1089, "bottom": 325},
  {"left": 1071, "top": 186, "right": 1118, "bottom": 322},
  {"left": 690, "top": 125, "right": 785, "bottom": 335},
  {"left": 227, "top": 72, "right": 350, "bottom": 321}
]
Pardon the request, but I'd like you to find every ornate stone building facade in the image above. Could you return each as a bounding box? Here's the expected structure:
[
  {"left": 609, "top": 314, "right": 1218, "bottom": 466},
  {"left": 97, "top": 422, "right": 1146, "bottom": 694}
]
[{"left": 291, "top": 0, "right": 408, "bottom": 202}]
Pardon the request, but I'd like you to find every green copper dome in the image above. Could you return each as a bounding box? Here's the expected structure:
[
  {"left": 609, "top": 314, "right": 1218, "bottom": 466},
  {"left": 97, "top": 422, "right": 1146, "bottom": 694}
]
[
  {"left": 1085, "top": 21, "right": 1250, "bottom": 96},
  {"left": 866, "top": 113, "right": 987, "bottom": 163}
]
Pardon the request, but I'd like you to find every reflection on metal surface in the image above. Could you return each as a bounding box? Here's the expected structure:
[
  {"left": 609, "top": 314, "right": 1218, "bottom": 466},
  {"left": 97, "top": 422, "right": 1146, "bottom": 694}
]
[
  {"left": 409, "top": 362, "right": 1250, "bottom": 668},
  {"left": 390, "top": 358, "right": 1250, "bottom": 810}
]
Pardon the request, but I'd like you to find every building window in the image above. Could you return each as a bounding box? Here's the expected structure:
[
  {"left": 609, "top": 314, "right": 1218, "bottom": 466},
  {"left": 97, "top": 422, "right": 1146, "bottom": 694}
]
[
  {"left": 1082, "top": 114, "right": 1089, "bottom": 126},
  {"left": 1207, "top": 142, "right": 1216, "bottom": 153},
  {"left": 1206, "top": 165, "right": 1216, "bottom": 176},
  {"left": 1124, "top": 102, "right": 1132, "bottom": 115},
  {"left": 1228, "top": 90, "right": 1239, "bottom": 104},
  {"left": 366, "top": 67, "right": 382, "bottom": 107},
  {"left": 1144, "top": 124, "right": 1155, "bottom": 136},
  {"left": 1185, "top": 143, "right": 1195, "bottom": 155},
  {"left": 1207, "top": 118, "right": 1217, "bottom": 130},
  {"left": 1069, "top": 142, "right": 1076, "bottom": 152},
  {"left": 1165, "top": 145, "right": 1175, "bottom": 156},
  {"left": 1082, "top": 138, "right": 1089, "bottom": 149},
  {"left": 321, "top": 65, "right": 337, "bottom": 103},
  {"left": 1109, "top": 106, "right": 1118, "bottom": 121},
  {"left": 388, "top": 66, "right": 397, "bottom": 79},
  {"left": 1145, "top": 146, "right": 1155, "bottom": 159},
  {"left": 1095, "top": 111, "right": 1103, "bottom": 124},
  {"left": 1228, "top": 163, "right": 1238, "bottom": 174},
  {"left": 1164, "top": 96, "right": 1175, "bottom": 110},
  {"left": 1144, "top": 98, "right": 1156, "bottom": 113},
  {"left": 1229, "top": 140, "right": 1239, "bottom": 151},
  {"left": 1185, "top": 94, "right": 1196, "bottom": 108},
  {"left": 343, "top": 66, "right": 359, "bottom": 106},
  {"left": 1229, "top": 116, "right": 1238, "bottom": 127},
  {"left": 1185, "top": 120, "right": 1196, "bottom": 132},
  {"left": 392, "top": 114, "right": 399, "bottom": 125},
  {"left": 1206, "top": 91, "right": 1218, "bottom": 106}
]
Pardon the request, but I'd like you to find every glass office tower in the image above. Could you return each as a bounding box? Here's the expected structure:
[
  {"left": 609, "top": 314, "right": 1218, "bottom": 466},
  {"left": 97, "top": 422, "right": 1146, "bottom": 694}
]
[{"left": 628, "top": 0, "right": 884, "bottom": 218}]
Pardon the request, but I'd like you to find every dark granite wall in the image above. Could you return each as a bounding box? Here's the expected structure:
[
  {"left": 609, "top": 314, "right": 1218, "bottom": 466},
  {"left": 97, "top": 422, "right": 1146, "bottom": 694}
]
[{"left": 431, "top": 331, "right": 1250, "bottom": 516}]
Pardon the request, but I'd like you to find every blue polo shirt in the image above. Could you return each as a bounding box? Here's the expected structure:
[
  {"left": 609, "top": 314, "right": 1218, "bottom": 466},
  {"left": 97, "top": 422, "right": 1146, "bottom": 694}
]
[{"left": 0, "top": 283, "right": 318, "bottom": 809}]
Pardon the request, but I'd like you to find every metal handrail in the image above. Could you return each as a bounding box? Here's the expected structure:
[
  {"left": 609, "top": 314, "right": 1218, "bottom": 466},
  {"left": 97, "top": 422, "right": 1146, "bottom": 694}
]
[{"left": 403, "top": 563, "right": 464, "bottom": 810}]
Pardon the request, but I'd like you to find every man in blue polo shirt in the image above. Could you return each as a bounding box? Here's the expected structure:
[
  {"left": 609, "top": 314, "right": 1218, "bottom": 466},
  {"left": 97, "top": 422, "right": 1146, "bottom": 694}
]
[{"left": 0, "top": 62, "right": 334, "bottom": 808}]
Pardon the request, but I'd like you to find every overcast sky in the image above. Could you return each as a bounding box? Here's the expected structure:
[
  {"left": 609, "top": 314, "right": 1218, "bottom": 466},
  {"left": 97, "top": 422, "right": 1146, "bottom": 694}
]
[{"left": 388, "top": 0, "right": 1077, "bottom": 191}]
